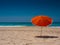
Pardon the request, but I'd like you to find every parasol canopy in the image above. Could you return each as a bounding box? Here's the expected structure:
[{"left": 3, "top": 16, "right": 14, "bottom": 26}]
[{"left": 32, "top": 16, "right": 52, "bottom": 26}]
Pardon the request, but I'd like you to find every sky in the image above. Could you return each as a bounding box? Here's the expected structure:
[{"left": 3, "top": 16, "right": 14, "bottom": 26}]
[{"left": 0, "top": 0, "right": 60, "bottom": 22}]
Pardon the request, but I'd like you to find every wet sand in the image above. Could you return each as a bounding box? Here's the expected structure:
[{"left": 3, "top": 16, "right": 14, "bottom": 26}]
[{"left": 0, "top": 26, "right": 60, "bottom": 45}]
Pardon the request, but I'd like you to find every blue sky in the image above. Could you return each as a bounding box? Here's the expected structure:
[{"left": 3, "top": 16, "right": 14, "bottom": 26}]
[{"left": 0, "top": 0, "right": 60, "bottom": 22}]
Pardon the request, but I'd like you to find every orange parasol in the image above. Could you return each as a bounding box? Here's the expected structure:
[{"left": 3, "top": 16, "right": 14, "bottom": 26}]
[{"left": 32, "top": 15, "right": 53, "bottom": 36}]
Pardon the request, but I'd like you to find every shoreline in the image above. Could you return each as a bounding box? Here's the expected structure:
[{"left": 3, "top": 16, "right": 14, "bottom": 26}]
[{"left": 0, "top": 26, "right": 59, "bottom": 28}]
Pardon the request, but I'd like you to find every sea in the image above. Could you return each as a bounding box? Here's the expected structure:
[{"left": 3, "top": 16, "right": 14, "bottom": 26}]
[{"left": 0, "top": 22, "right": 60, "bottom": 27}]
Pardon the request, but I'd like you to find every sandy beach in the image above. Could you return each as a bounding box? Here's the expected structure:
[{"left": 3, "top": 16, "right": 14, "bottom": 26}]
[{"left": 0, "top": 26, "right": 60, "bottom": 45}]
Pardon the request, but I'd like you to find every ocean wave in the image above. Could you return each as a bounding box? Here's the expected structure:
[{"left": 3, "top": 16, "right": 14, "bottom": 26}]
[
  {"left": 0, "top": 25, "right": 27, "bottom": 27},
  {"left": 48, "top": 26, "right": 60, "bottom": 28},
  {"left": 0, "top": 26, "right": 60, "bottom": 28}
]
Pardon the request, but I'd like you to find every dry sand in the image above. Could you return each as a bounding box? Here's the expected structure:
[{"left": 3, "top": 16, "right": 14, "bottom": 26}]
[{"left": 0, "top": 26, "right": 60, "bottom": 45}]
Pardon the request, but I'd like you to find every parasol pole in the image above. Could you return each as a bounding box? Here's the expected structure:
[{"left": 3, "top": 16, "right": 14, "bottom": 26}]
[{"left": 40, "top": 26, "right": 43, "bottom": 36}]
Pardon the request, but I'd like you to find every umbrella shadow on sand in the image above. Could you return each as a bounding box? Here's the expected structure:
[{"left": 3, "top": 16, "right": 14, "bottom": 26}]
[{"left": 35, "top": 36, "right": 58, "bottom": 38}]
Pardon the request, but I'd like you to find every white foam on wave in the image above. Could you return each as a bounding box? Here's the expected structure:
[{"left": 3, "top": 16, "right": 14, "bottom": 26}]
[
  {"left": 49, "top": 26, "right": 60, "bottom": 28},
  {"left": 0, "top": 26, "right": 60, "bottom": 28},
  {"left": 0, "top": 25, "right": 27, "bottom": 27}
]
